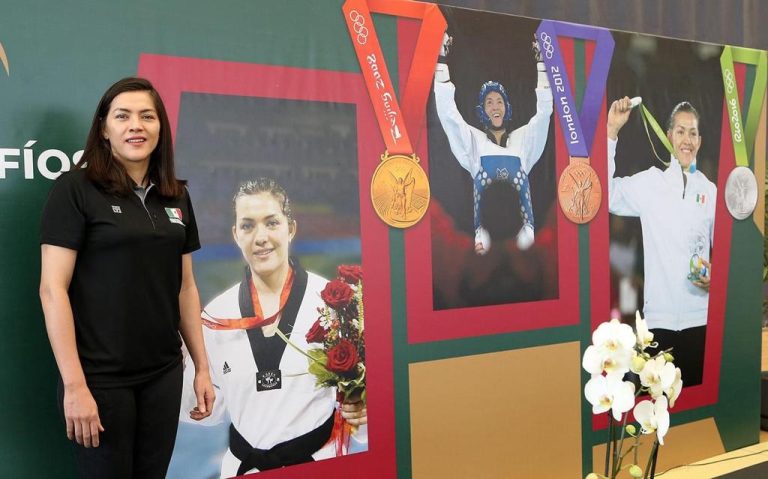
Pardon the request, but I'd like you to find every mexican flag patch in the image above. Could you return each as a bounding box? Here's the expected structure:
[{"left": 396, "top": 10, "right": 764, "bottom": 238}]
[{"left": 165, "top": 207, "right": 184, "bottom": 225}]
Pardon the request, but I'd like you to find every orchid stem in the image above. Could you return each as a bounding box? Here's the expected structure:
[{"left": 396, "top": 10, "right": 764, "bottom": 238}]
[
  {"left": 605, "top": 415, "right": 613, "bottom": 476},
  {"left": 613, "top": 412, "right": 631, "bottom": 477},
  {"left": 643, "top": 440, "right": 659, "bottom": 479},
  {"left": 633, "top": 433, "right": 640, "bottom": 466},
  {"left": 649, "top": 440, "right": 660, "bottom": 478}
]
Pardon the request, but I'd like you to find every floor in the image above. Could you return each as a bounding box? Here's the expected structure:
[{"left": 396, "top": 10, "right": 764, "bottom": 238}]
[
  {"left": 654, "top": 430, "right": 768, "bottom": 478},
  {"left": 652, "top": 330, "right": 768, "bottom": 478}
]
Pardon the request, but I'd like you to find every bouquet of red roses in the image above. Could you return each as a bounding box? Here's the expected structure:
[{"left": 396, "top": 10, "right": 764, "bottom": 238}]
[{"left": 305, "top": 264, "right": 365, "bottom": 403}]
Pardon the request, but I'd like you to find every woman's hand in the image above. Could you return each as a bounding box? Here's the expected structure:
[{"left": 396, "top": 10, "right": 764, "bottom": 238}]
[
  {"left": 341, "top": 393, "right": 367, "bottom": 426},
  {"left": 692, "top": 258, "right": 711, "bottom": 292},
  {"left": 189, "top": 370, "right": 215, "bottom": 421},
  {"left": 63, "top": 383, "right": 104, "bottom": 448},
  {"left": 608, "top": 96, "right": 633, "bottom": 140},
  {"left": 40, "top": 245, "right": 104, "bottom": 447},
  {"left": 178, "top": 254, "right": 216, "bottom": 421}
]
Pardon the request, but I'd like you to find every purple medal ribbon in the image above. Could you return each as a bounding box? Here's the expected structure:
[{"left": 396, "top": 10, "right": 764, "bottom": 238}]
[{"left": 535, "top": 21, "right": 614, "bottom": 157}]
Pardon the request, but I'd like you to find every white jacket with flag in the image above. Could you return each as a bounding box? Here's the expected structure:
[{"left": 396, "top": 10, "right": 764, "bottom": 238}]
[{"left": 608, "top": 137, "right": 717, "bottom": 331}]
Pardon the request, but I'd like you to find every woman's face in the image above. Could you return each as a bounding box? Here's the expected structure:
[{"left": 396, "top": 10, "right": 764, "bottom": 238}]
[
  {"left": 483, "top": 91, "right": 506, "bottom": 129},
  {"left": 232, "top": 192, "right": 295, "bottom": 280},
  {"left": 102, "top": 91, "right": 160, "bottom": 170},
  {"left": 666, "top": 111, "right": 701, "bottom": 170}
]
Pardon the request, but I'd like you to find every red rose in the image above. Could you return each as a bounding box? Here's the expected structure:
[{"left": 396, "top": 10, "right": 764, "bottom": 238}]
[
  {"left": 337, "top": 264, "right": 363, "bottom": 285},
  {"left": 321, "top": 279, "right": 355, "bottom": 309},
  {"left": 305, "top": 319, "right": 326, "bottom": 344},
  {"left": 326, "top": 339, "right": 359, "bottom": 374}
]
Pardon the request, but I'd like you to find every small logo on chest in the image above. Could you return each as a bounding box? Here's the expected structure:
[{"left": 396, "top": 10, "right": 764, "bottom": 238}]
[
  {"left": 256, "top": 369, "right": 282, "bottom": 391},
  {"left": 165, "top": 207, "right": 184, "bottom": 225},
  {"left": 111, "top": 205, "right": 122, "bottom": 214},
  {"left": 222, "top": 362, "right": 231, "bottom": 375}
]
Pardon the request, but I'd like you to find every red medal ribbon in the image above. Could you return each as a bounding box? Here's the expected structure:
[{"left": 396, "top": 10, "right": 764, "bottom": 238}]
[
  {"left": 342, "top": 0, "right": 446, "bottom": 154},
  {"left": 202, "top": 268, "right": 295, "bottom": 330}
]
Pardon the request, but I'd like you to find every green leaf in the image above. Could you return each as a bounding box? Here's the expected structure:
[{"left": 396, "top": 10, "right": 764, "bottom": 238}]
[
  {"left": 307, "top": 348, "right": 327, "bottom": 362},
  {"left": 336, "top": 364, "right": 366, "bottom": 396},
  {"left": 308, "top": 362, "right": 335, "bottom": 384}
]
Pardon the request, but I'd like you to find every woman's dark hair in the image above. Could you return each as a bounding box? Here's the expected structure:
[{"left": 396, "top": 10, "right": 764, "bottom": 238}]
[
  {"left": 76, "top": 77, "right": 185, "bottom": 198},
  {"left": 233, "top": 178, "right": 294, "bottom": 223},
  {"left": 666, "top": 101, "right": 700, "bottom": 132}
]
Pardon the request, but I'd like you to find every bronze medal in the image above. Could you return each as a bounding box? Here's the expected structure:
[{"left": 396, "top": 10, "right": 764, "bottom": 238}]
[
  {"left": 558, "top": 157, "right": 601, "bottom": 224},
  {"left": 538, "top": 21, "right": 614, "bottom": 226},
  {"left": 370, "top": 152, "right": 430, "bottom": 228}
]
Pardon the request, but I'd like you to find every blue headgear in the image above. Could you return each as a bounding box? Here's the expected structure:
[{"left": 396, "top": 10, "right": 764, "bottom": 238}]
[{"left": 475, "top": 81, "right": 512, "bottom": 127}]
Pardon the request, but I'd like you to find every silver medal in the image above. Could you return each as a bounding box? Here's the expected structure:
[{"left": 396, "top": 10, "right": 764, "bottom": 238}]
[{"left": 724, "top": 166, "right": 758, "bottom": 220}]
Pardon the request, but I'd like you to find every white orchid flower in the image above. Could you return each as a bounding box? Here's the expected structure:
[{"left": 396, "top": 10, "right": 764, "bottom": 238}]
[
  {"left": 633, "top": 400, "right": 655, "bottom": 434},
  {"left": 582, "top": 344, "right": 634, "bottom": 378},
  {"left": 583, "top": 320, "right": 636, "bottom": 377},
  {"left": 582, "top": 345, "right": 604, "bottom": 375},
  {"left": 585, "top": 375, "right": 636, "bottom": 421},
  {"left": 639, "top": 356, "right": 676, "bottom": 399},
  {"left": 633, "top": 396, "right": 670, "bottom": 445},
  {"left": 634, "top": 311, "right": 655, "bottom": 350},
  {"left": 665, "top": 367, "right": 683, "bottom": 408},
  {"left": 593, "top": 319, "right": 637, "bottom": 352}
]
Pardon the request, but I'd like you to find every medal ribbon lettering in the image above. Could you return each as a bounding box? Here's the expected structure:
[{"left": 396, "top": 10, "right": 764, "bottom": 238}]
[
  {"left": 536, "top": 21, "right": 614, "bottom": 157},
  {"left": 342, "top": 0, "right": 445, "bottom": 155},
  {"left": 720, "top": 46, "right": 767, "bottom": 168},
  {"left": 536, "top": 20, "right": 614, "bottom": 223},
  {"left": 343, "top": 0, "right": 445, "bottom": 227}
]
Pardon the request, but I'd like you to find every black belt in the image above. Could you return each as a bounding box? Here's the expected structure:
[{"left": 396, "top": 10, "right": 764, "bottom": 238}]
[{"left": 229, "top": 411, "right": 335, "bottom": 475}]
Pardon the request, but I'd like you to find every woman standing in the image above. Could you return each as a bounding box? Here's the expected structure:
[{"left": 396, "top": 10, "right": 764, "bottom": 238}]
[{"left": 39, "top": 77, "right": 215, "bottom": 478}]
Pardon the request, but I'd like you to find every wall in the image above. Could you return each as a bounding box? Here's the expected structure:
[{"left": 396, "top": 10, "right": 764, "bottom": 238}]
[{"left": 0, "top": 1, "right": 764, "bottom": 478}]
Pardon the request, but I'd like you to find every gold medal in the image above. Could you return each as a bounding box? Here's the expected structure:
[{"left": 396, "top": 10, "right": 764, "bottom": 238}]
[
  {"left": 344, "top": 0, "right": 445, "bottom": 229},
  {"left": 558, "top": 157, "right": 601, "bottom": 224},
  {"left": 370, "top": 152, "right": 430, "bottom": 228}
]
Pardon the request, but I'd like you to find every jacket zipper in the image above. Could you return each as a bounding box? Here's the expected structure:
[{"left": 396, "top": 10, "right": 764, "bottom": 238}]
[
  {"left": 681, "top": 170, "right": 687, "bottom": 199},
  {"left": 138, "top": 184, "right": 156, "bottom": 230}
]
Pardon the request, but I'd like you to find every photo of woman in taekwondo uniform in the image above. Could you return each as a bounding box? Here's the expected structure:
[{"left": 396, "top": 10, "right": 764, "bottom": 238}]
[
  {"left": 427, "top": 7, "right": 558, "bottom": 310},
  {"left": 179, "top": 178, "right": 367, "bottom": 477},
  {"left": 434, "top": 33, "right": 552, "bottom": 254}
]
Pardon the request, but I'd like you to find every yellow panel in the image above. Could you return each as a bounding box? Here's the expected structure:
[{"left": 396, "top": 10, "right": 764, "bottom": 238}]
[
  {"left": 753, "top": 91, "right": 766, "bottom": 234},
  {"left": 591, "top": 417, "right": 725, "bottom": 476},
  {"left": 763, "top": 329, "right": 768, "bottom": 372},
  {"left": 409, "top": 342, "right": 582, "bottom": 478}
]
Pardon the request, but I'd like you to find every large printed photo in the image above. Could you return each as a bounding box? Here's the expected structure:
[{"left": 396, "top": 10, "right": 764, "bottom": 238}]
[
  {"left": 163, "top": 86, "right": 367, "bottom": 478},
  {"left": 406, "top": 8, "right": 582, "bottom": 344},
  {"left": 605, "top": 32, "right": 725, "bottom": 398},
  {"left": 426, "top": 6, "right": 559, "bottom": 310}
]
